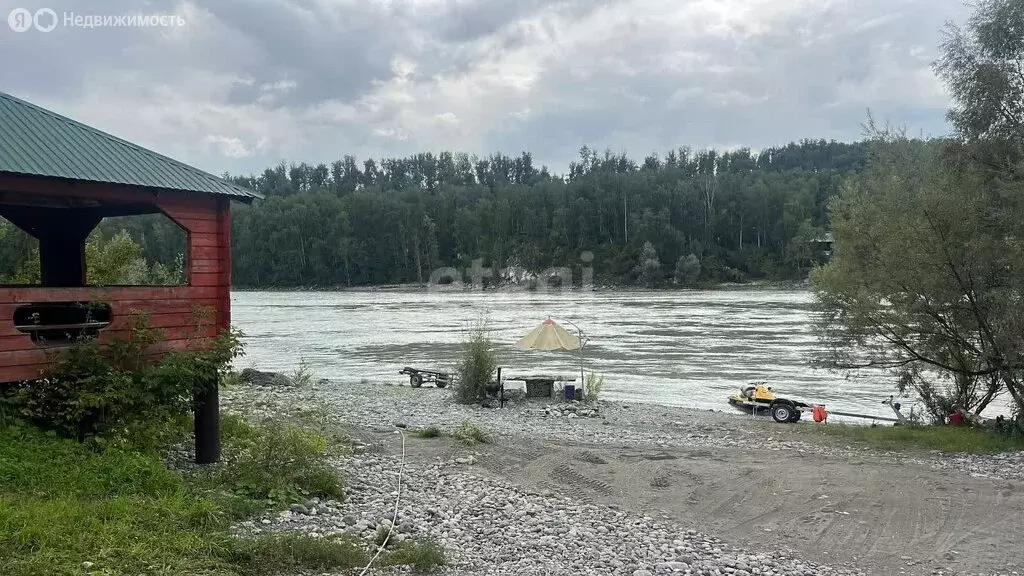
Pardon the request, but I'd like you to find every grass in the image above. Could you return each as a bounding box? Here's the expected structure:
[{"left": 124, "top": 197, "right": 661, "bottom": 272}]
[
  {"left": 198, "top": 416, "right": 345, "bottom": 516},
  {"left": 0, "top": 425, "right": 308, "bottom": 576},
  {"left": 452, "top": 419, "right": 491, "bottom": 445},
  {"left": 0, "top": 416, "right": 444, "bottom": 576},
  {"left": 800, "top": 422, "right": 1024, "bottom": 454},
  {"left": 412, "top": 426, "right": 442, "bottom": 439},
  {"left": 381, "top": 538, "right": 447, "bottom": 572},
  {"left": 584, "top": 372, "right": 604, "bottom": 403},
  {"left": 290, "top": 359, "right": 316, "bottom": 387}
]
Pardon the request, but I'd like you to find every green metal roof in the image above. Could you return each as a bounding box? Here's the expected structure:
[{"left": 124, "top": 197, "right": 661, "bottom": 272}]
[{"left": 0, "top": 92, "right": 262, "bottom": 201}]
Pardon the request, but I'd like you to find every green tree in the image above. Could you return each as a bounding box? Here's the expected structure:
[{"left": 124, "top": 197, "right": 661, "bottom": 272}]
[
  {"left": 812, "top": 128, "right": 1024, "bottom": 422},
  {"left": 635, "top": 241, "right": 662, "bottom": 287},
  {"left": 674, "top": 253, "right": 701, "bottom": 287},
  {"left": 814, "top": 0, "right": 1024, "bottom": 423},
  {"left": 87, "top": 230, "right": 149, "bottom": 285},
  {"left": 936, "top": 0, "right": 1024, "bottom": 150},
  {"left": 1, "top": 229, "right": 183, "bottom": 286}
]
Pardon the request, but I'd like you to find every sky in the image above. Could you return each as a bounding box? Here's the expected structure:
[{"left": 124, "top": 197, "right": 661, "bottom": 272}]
[{"left": 0, "top": 0, "right": 971, "bottom": 178}]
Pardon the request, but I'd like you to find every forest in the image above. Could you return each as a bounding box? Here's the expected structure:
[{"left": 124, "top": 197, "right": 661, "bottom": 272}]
[{"left": 0, "top": 139, "right": 873, "bottom": 288}]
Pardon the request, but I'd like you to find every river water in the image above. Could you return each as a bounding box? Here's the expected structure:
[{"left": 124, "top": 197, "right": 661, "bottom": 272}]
[{"left": 230, "top": 287, "right": 918, "bottom": 420}]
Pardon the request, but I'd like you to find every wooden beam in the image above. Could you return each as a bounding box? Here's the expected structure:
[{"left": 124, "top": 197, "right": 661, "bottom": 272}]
[{"left": 0, "top": 173, "right": 223, "bottom": 207}]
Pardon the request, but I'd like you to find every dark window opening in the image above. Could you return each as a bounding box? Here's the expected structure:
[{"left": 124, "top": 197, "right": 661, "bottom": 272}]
[{"left": 13, "top": 302, "right": 112, "bottom": 347}]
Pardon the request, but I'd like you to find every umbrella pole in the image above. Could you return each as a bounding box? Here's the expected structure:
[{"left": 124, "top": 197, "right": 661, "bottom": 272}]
[{"left": 565, "top": 319, "right": 586, "bottom": 402}]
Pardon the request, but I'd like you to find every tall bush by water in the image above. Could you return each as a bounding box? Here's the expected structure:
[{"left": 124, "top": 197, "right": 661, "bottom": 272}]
[{"left": 454, "top": 322, "right": 498, "bottom": 405}]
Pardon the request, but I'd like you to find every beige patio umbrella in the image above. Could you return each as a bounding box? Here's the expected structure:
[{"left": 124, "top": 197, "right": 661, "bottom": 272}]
[
  {"left": 517, "top": 318, "right": 588, "bottom": 400},
  {"left": 517, "top": 318, "right": 581, "bottom": 351}
]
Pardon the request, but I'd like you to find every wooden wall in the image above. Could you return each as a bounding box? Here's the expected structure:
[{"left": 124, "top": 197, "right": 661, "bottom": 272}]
[{"left": 0, "top": 179, "right": 232, "bottom": 384}]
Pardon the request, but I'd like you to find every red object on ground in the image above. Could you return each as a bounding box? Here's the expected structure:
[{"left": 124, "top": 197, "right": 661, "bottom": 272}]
[
  {"left": 948, "top": 411, "right": 965, "bottom": 426},
  {"left": 812, "top": 405, "right": 828, "bottom": 423}
]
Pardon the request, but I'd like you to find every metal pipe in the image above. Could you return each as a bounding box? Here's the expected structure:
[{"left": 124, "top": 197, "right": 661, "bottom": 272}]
[{"left": 825, "top": 410, "right": 899, "bottom": 423}]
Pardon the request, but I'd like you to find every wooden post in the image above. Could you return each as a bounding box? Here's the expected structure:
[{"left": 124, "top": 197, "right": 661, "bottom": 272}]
[
  {"left": 194, "top": 376, "right": 220, "bottom": 464},
  {"left": 194, "top": 197, "right": 232, "bottom": 464}
]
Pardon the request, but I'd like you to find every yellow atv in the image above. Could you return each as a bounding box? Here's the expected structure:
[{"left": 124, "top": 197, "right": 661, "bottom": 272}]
[{"left": 727, "top": 383, "right": 809, "bottom": 423}]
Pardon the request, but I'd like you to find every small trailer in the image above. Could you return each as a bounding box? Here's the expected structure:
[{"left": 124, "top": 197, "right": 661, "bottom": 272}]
[
  {"left": 399, "top": 366, "right": 451, "bottom": 388},
  {"left": 727, "top": 383, "right": 908, "bottom": 424}
]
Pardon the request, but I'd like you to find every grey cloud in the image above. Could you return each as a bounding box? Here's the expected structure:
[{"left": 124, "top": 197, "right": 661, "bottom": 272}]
[
  {"left": 0, "top": 0, "right": 975, "bottom": 177},
  {"left": 484, "top": 0, "right": 967, "bottom": 172}
]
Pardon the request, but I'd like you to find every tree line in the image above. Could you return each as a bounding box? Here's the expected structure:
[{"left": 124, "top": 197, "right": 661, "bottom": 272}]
[
  {"left": 1, "top": 140, "right": 870, "bottom": 288},
  {"left": 224, "top": 140, "right": 867, "bottom": 288}
]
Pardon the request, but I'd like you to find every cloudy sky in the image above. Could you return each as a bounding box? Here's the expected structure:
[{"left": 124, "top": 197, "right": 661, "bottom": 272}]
[{"left": 1, "top": 0, "right": 970, "bottom": 177}]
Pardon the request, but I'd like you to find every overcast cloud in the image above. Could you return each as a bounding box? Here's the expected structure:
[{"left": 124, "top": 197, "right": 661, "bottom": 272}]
[{"left": 0, "top": 0, "right": 970, "bottom": 177}]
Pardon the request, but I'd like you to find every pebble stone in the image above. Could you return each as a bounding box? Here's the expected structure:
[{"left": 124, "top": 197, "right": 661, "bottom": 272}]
[{"left": 214, "top": 373, "right": 1020, "bottom": 575}]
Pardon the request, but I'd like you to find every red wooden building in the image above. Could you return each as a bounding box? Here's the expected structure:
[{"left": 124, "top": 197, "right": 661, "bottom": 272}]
[{"left": 0, "top": 92, "right": 261, "bottom": 461}]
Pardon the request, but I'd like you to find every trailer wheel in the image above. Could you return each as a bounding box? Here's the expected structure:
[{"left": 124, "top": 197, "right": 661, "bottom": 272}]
[
  {"left": 771, "top": 402, "right": 795, "bottom": 423},
  {"left": 789, "top": 409, "right": 802, "bottom": 423},
  {"left": 435, "top": 379, "right": 448, "bottom": 389},
  {"left": 410, "top": 373, "right": 423, "bottom": 388}
]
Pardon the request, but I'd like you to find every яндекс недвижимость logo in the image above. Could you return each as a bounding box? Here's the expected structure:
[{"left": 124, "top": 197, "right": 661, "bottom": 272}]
[{"left": 7, "top": 7, "right": 185, "bottom": 32}]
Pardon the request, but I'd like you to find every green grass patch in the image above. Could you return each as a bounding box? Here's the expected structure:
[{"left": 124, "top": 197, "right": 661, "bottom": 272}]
[
  {"left": 0, "top": 416, "right": 435, "bottom": 576},
  {"left": 452, "top": 419, "right": 490, "bottom": 445},
  {"left": 380, "top": 538, "right": 447, "bottom": 573},
  {"left": 0, "top": 425, "right": 367, "bottom": 576},
  {"left": 233, "top": 533, "right": 368, "bottom": 575},
  {"left": 802, "top": 423, "right": 1024, "bottom": 454}
]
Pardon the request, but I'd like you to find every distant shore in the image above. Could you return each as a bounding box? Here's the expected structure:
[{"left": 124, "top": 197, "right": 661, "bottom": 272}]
[{"left": 229, "top": 278, "right": 810, "bottom": 293}]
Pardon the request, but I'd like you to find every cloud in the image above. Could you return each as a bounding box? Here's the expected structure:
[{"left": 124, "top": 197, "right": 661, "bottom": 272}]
[{"left": 0, "top": 0, "right": 971, "bottom": 176}]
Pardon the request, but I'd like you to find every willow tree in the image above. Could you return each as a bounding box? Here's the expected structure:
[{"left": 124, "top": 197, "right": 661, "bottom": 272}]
[
  {"left": 813, "top": 0, "right": 1024, "bottom": 422},
  {"left": 812, "top": 130, "right": 1024, "bottom": 421}
]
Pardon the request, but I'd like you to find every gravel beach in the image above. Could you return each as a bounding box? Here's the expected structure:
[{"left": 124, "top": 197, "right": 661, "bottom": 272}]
[{"left": 222, "top": 376, "right": 1024, "bottom": 576}]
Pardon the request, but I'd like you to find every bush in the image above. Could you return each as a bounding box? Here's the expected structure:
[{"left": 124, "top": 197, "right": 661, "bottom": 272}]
[
  {"left": 452, "top": 419, "right": 491, "bottom": 445},
  {"left": 203, "top": 416, "right": 344, "bottom": 513},
  {"left": 0, "top": 312, "right": 243, "bottom": 441},
  {"left": 584, "top": 372, "right": 604, "bottom": 403},
  {"left": 289, "top": 358, "right": 316, "bottom": 387},
  {"left": 454, "top": 322, "right": 498, "bottom": 405},
  {"left": 674, "top": 253, "right": 701, "bottom": 287}
]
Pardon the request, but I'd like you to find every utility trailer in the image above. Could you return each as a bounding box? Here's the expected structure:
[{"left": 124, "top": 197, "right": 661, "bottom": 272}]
[
  {"left": 399, "top": 366, "right": 451, "bottom": 388},
  {"left": 727, "top": 383, "right": 908, "bottom": 424}
]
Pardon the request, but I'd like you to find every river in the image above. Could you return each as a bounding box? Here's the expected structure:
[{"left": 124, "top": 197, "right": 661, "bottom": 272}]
[{"left": 229, "top": 286, "right": 920, "bottom": 420}]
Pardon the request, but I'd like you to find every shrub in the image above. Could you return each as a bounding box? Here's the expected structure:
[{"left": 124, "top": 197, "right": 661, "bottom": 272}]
[
  {"left": 452, "top": 419, "right": 490, "bottom": 445},
  {"left": 674, "top": 253, "right": 701, "bottom": 287},
  {"left": 454, "top": 322, "right": 498, "bottom": 405},
  {"left": 204, "top": 416, "right": 344, "bottom": 512},
  {"left": 290, "top": 358, "right": 316, "bottom": 387},
  {"left": 0, "top": 312, "right": 243, "bottom": 441},
  {"left": 584, "top": 372, "right": 605, "bottom": 403}
]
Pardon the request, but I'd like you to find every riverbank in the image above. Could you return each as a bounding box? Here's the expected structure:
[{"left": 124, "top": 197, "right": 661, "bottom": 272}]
[
  {"left": 222, "top": 375, "right": 1024, "bottom": 576},
  {"left": 228, "top": 278, "right": 806, "bottom": 293}
]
